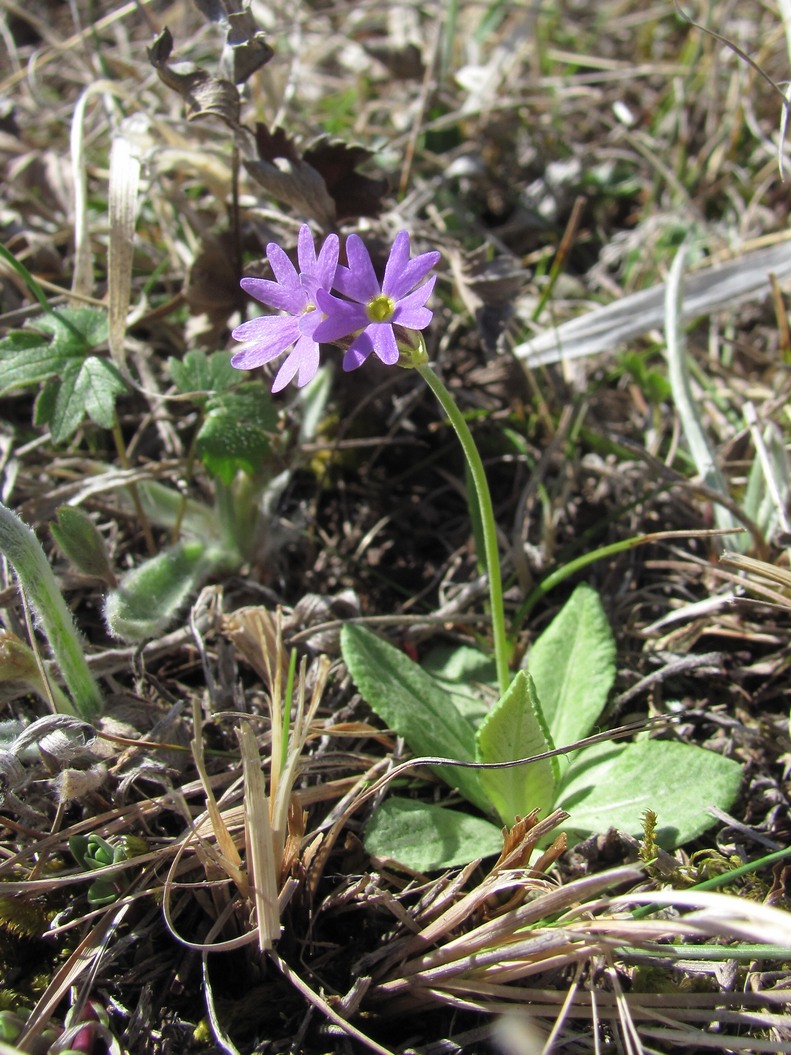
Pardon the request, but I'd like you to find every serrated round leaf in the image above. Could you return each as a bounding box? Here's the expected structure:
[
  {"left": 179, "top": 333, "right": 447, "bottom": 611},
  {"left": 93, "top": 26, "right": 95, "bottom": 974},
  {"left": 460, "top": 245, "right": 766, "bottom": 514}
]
[
  {"left": 33, "top": 307, "right": 108, "bottom": 354},
  {"left": 365, "top": 797, "right": 504, "bottom": 871},
  {"left": 556, "top": 739, "right": 743, "bottom": 848},
  {"left": 50, "top": 361, "right": 88, "bottom": 442},
  {"left": 50, "top": 357, "right": 125, "bottom": 441},
  {"left": 169, "top": 350, "right": 238, "bottom": 395},
  {"left": 0, "top": 331, "right": 66, "bottom": 393},
  {"left": 80, "top": 357, "right": 126, "bottom": 428},
  {"left": 196, "top": 388, "right": 278, "bottom": 483}
]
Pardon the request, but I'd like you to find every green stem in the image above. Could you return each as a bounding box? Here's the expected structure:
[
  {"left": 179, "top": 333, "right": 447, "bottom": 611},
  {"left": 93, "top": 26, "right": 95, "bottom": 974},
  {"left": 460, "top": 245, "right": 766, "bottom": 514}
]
[
  {"left": 0, "top": 501, "right": 102, "bottom": 720},
  {"left": 512, "top": 527, "right": 731, "bottom": 632},
  {"left": 416, "top": 363, "right": 510, "bottom": 694}
]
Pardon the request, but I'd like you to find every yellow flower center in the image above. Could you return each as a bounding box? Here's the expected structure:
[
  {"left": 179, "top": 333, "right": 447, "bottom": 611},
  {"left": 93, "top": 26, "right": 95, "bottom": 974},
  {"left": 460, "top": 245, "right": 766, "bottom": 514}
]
[{"left": 366, "top": 294, "right": 395, "bottom": 323}]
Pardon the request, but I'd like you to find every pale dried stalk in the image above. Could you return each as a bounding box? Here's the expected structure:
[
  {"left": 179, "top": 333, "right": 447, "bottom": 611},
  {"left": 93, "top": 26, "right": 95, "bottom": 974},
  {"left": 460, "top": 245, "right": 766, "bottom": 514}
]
[
  {"left": 107, "top": 121, "right": 142, "bottom": 369},
  {"left": 241, "top": 720, "right": 281, "bottom": 951}
]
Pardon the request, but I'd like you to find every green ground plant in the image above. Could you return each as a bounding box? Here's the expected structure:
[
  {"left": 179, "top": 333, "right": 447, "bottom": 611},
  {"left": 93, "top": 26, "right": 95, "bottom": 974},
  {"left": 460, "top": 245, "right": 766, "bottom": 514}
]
[{"left": 343, "top": 583, "right": 742, "bottom": 871}]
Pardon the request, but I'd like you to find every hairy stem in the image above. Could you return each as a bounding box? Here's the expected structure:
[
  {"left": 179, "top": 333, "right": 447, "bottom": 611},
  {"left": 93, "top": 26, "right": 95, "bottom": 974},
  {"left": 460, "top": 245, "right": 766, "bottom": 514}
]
[{"left": 0, "top": 502, "right": 102, "bottom": 720}]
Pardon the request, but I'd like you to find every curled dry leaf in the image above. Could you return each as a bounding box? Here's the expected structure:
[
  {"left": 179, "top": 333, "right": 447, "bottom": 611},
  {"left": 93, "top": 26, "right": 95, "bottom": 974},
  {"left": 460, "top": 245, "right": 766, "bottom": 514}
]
[
  {"left": 446, "top": 243, "right": 528, "bottom": 352},
  {"left": 247, "top": 125, "right": 389, "bottom": 227},
  {"left": 302, "top": 139, "right": 389, "bottom": 221},
  {"left": 148, "top": 27, "right": 241, "bottom": 127},
  {"left": 185, "top": 231, "right": 245, "bottom": 333},
  {"left": 54, "top": 763, "right": 108, "bottom": 804},
  {"left": 246, "top": 126, "right": 337, "bottom": 229},
  {"left": 193, "top": 0, "right": 274, "bottom": 83}
]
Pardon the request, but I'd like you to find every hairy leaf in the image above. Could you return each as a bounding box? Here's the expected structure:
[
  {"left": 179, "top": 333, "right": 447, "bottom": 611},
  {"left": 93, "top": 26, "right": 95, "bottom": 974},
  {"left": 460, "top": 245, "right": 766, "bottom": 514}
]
[
  {"left": 104, "top": 540, "right": 218, "bottom": 642},
  {"left": 525, "top": 583, "right": 616, "bottom": 751},
  {"left": 195, "top": 386, "right": 278, "bottom": 483},
  {"left": 556, "top": 739, "right": 743, "bottom": 848},
  {"left": 341, "top": 624, "right": 490, "bottom": 813},
  {"left": 476, "top": 672, "right": 559, "bottom": 826},
  {"left": 51, "top": 506, "right": 116, "bottom": 586},
  {"left": 365, "top": 797, "right": 503, "bottom": 872}
]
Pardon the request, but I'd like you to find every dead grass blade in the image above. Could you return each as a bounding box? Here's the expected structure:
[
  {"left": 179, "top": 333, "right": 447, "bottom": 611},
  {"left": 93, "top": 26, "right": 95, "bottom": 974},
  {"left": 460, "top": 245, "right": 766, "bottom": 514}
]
[
  {"left": 240, "top": 719, "right": 281, "bottom": 951},
  {"left": 518, "top": 238, "right": 791, "bottom": 367},
  {"left": 107, "top": 122, "right": 143, "bottom": 371}
]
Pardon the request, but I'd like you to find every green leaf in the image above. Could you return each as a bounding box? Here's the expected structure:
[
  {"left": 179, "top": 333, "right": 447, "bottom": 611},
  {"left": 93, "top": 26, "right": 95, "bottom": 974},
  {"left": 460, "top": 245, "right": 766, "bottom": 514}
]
[
  {"left": 51, "top": 506, "right": 115, "bottom": 585},
  {"left": 32, "top": 306, "right": 108, "bottom": 352},
  {"left": 296, "top": 363, "right": 333, "bottom": 444},
  {"left": 364, "top": 797, "right": 504, "bottom": 871},
  {"left": 34, "top": 377, "right": 59, "bottom": 426},
  {"left": 80, "top": 357, "right": 126, "bottom": 429},
  {"left": 0, "top": 308, "right": 109, "bottom": 397},
  {"left": 49, "top": 361, "right": 87, "bottom": 442},
  {"left": 128, "top": 480, "right": 218, "bottom": 540},
  {"left": 49, "top": 357, "right": 126, "bottom": 441},
  {"left": 476, "top": 671, "right": 559, "bottom": 826},
  {"left": 196, "top": 386, "right": 279, "bottom": 483},
  {"left": 556, "top": 739, "right": 743, "bottom": 848},
  {"left": 169, "top": 350, "right": 238, "bottom": 395},
  {"left": 341, "top": 623, "right": 491, "bottom": 813},
  {"left": 422, "top": 643, "right": 496, "bottom": 725},
  {"left": 525, "top": 583, "right": 616, "bottom": 750},
  {"left": 0, "top": 330, "right": 69, "bottom": 393},
  {"left": 104, "top": 539, "right": 218, "bottom": 642}
]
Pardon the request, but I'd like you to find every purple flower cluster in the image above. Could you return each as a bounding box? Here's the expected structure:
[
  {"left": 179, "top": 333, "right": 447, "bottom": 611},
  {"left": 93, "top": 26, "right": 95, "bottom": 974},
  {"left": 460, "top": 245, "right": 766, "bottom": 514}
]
[{"left": 231, "top": 225, "right": 440, "bottom": 391}]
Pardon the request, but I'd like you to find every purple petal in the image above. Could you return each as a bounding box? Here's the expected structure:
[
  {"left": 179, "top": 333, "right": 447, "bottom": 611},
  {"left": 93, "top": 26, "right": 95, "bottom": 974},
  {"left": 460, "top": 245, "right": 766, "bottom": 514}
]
[
  {"left": 300, "top": 272, "right": 324, "bottom": 304},
  {"left": 296, "top": 224, "right": 318, "bottom": 274},
  {"left": 232, "top": 313, "right": 299, "bottom": 344},
  {"left": 241, "top": 276, "right": 306, "bottom": 314},
  {"left": 231, "top": 315, "right": 300, "bottom": 369},
  {"left": 391, "top": 275, "right": 437, "bottom": 330},
  {"left": 266, "top": 242, "right": 300, "bottom": 290},
  {"left": 313, "top": 291, "right": 368, "bottom": 342},
  {"left": 383, "top": 245, "right": 441, "bottom": 300},
  {"left": 343, "top": 330, "right": 375, "bottom": 371},
  {"left": 298, "top": 306, "right": 324, "bottom": 337},
  {"left": 334, "top": 235, "right": 380, "bottom": 302},
  {"left": 271, "top": 333, "right": 319, "bottom": 392},
  {"left": 381, "top": 231, "right": 411, "bottom": 294},
  {"left": 369, "top": 322, "right": 399, "bottom": 365},
  {"left": 315, "top": 233, "right": 340, "bottom": 289}
]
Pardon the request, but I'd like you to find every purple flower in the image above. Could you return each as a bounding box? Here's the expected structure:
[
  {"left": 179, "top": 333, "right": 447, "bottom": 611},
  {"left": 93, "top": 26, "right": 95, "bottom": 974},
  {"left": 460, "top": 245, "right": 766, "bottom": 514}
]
[
  {"left": 231, "top": 225, "right": 339, "bottom": 392},
  {"left": 313, "top": 230, "right": 440, "bottom": 371}
]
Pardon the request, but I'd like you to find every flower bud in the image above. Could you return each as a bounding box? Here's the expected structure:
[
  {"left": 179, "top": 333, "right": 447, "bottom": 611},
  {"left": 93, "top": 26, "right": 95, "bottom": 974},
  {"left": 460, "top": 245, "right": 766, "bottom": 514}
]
[{"left": 394, "top": 327, "right": 429, "bottom": 369}]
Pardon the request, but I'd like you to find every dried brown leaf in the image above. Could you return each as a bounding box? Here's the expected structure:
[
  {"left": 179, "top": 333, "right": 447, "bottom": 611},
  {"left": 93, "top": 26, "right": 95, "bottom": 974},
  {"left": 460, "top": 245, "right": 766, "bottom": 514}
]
[
  {"left": 223, "top": 606, "right": 289, "bottom": 688},
  {"left": 447, "top": 244, "right": 527, "bottom": 352},
  {"left": 192, "top": 0, "right": 274, "bottom": 83},
  {"left": 148, "top": 27, "right": 241, "bottom": 127},
  {"left": 303, "top": 138, "right": 388, "bottom": 221},
  {"left": 247, "top": 125, "right": 388, "bottom": 226}
]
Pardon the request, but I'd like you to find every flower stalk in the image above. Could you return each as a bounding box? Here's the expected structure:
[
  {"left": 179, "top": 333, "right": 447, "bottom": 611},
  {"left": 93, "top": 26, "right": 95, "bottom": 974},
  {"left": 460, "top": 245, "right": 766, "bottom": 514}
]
[
  {"left": 415, "top": 363, "right": 510, "bottom": 695},
  {"left": 231, "top": 225, "right": 510, "bottom": 691}
]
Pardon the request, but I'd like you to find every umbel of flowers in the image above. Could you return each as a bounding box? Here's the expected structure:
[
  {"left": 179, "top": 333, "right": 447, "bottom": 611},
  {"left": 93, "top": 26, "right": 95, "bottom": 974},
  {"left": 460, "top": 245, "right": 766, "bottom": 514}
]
[
  {"left": 230, "top": 225, "right": 440, "bottom": 390},
  {"left": 230, "top": 224, "right": 510, "bottom": 695}
]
